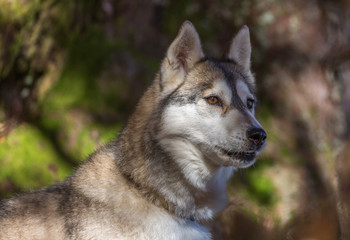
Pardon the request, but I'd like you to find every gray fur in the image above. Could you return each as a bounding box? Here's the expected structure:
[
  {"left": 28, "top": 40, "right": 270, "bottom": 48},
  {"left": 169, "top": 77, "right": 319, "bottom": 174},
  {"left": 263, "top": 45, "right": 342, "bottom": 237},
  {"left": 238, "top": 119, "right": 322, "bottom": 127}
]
[{"left": 0, "top": 21, "right": 265, "bottom": 240}]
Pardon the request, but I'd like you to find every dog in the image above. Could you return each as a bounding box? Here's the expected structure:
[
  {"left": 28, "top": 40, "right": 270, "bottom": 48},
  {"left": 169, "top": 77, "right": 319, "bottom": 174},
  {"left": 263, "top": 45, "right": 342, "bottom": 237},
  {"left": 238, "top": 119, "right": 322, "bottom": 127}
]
[{"left": 0, "top": 21, "right": 266, "bottom": 240}]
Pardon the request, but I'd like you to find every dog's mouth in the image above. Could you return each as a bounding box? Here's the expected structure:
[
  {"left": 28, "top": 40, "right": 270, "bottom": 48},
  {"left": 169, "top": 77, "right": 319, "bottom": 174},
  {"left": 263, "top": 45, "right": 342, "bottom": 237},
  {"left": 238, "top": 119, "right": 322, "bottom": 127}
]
[
  {"left": 224, "top": 151, "right": 256, "bottom": 161},
  {"left": 215, "top": 147, "right": 257, "bottom": 168}
]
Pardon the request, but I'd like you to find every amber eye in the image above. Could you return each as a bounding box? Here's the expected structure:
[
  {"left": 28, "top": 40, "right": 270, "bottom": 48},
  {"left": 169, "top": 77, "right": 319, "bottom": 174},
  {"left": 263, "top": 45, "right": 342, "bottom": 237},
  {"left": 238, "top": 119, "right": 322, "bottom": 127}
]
[
  {"left": 206, "top": 96, "right": 221, "bottom": 106},
  {"left": 247, "top": 98, "right": 255, "bottom": 109}
]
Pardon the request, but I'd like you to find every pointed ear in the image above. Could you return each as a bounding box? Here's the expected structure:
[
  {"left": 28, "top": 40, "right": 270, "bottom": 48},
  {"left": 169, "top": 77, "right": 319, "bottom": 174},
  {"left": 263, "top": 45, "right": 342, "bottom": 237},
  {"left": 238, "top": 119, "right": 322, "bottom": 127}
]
[
  {"left": 227, "top": 26, "right": 251, "bottom": 70},
  {"left": 160, "top": 21, "right": 204, "bottom": 94}
]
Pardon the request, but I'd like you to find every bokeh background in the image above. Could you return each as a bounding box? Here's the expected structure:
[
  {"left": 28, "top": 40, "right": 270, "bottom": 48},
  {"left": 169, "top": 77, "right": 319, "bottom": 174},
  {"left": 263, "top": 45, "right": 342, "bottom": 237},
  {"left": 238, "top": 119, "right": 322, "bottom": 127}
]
[{"left": 1, "top": 0, "right": 350, "bottom": 239}]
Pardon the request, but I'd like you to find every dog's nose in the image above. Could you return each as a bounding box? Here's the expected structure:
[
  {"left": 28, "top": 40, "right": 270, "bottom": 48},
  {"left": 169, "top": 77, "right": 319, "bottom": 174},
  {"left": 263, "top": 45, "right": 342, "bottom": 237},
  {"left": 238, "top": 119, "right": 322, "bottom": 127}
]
[{"left": 247, "top": 128, "right": 267, "bottom": 146}]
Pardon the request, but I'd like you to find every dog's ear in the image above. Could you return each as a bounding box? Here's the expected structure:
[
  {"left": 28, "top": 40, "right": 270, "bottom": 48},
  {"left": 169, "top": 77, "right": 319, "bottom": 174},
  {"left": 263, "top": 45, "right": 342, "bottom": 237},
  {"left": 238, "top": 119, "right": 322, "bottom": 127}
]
[
  {"left": 160, "top": 21, "right": 204, "bottom": 94},
  {"left": 227, "top": 26, "right": 251, "bottom": 71}
]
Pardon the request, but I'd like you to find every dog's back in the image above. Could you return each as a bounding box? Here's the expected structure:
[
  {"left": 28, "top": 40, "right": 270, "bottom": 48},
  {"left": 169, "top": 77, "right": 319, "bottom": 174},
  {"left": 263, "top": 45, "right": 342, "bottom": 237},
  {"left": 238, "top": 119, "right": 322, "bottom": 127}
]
[{"left": 0, "top": 184, "right": 67, "bottom": 240}]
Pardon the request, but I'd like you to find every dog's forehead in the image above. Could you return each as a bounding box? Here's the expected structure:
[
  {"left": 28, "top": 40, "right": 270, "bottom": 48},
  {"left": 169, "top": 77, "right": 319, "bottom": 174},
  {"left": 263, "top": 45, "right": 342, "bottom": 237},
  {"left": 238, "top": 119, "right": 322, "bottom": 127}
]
[
  {"left": 192, "top": 60, "right": 254, "bottom": 97},
  {"left": 190, "top": 61, "right": 226, "bottom": 84},
  {"left": 195, "top": 59, "right": 253, "bottom": 85}
]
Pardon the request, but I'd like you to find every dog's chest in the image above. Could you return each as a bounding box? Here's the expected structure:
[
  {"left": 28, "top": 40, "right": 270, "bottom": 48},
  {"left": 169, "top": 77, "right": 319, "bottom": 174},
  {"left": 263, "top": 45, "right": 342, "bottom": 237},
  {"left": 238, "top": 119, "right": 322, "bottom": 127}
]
[{"left": 79, "top": 211, "right": 211, "bottom": 240}]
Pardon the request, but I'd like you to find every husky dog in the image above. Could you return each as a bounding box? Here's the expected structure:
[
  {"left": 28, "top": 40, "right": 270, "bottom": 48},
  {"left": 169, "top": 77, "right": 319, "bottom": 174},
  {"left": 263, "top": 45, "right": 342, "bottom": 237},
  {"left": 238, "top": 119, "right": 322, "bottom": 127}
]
[{"left": 0, "top": 21, "right": 266, "bottom": 240}]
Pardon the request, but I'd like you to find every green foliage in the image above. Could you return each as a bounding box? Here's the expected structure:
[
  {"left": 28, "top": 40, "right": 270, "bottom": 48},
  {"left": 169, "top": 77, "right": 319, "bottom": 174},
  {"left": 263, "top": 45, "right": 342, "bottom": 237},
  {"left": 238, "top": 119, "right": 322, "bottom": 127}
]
[
  {"left": 245, "top": 161, "right": 277, "bottom": 206},
  {"left": 43, "top": 27, "right": 110, "bottom": 111},
  {"left": 232, "top": 159, "right": 277, "bottom": 208},
  {"left": 39, "top": 26, "right": 123, "bottom": 162},
  {"left": 0, "top": 0, "right": 41, "bottom": 23},
  {"left": 0, "top": 0, "right": 124, "bottom": 193},
  {"left": 0, "top": 124, "right": 72, "bottom": 198}
]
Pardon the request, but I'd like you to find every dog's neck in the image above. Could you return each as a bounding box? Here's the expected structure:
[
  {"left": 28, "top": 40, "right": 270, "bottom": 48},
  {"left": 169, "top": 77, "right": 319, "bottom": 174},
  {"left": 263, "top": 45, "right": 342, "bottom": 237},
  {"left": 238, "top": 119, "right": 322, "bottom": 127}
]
[{"left": 115, "top": 83, "right": 233, "bottom": 221}]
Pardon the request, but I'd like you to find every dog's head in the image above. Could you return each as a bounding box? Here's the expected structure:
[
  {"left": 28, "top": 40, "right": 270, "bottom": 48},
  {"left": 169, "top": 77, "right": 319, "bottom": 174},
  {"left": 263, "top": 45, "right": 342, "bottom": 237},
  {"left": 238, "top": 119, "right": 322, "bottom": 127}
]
[{"left": 156, "top": 21, "right": 266, "bottom": 169}]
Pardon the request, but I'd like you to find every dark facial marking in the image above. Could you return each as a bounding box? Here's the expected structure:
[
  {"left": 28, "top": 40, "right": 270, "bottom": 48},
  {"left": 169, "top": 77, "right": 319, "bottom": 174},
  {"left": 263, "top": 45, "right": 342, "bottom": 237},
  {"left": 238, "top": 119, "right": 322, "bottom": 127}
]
[
  {"left": 195, "top": 57, "right": 257, "bottom": 116},
  {"left": 211, "top": 59, "right": 255, "bottom": 112}
]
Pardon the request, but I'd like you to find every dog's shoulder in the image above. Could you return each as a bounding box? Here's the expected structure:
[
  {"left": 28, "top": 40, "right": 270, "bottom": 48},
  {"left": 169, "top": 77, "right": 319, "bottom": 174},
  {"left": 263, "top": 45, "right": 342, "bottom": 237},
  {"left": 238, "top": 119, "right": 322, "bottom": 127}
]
[{"left": 65, "top": 142, "right": 212, "bottom": 239}]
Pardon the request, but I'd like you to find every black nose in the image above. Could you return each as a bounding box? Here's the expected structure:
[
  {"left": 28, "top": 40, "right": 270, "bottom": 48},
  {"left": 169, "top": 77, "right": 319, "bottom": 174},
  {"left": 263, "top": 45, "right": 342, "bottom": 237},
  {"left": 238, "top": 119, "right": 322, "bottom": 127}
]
[{"left": 247, "top": 128, "right": 267, "bottom": 146}]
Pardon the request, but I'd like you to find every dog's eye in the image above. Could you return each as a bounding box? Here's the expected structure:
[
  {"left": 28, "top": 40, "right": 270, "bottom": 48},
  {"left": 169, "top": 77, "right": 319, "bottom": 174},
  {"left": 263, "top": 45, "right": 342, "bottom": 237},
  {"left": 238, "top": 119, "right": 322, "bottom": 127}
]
[
  {"left": 247, "top": 98, "right": 255, "bottom": 109},
  {"left": 206, "top": 96, "right": 221, "bottom": 106}
]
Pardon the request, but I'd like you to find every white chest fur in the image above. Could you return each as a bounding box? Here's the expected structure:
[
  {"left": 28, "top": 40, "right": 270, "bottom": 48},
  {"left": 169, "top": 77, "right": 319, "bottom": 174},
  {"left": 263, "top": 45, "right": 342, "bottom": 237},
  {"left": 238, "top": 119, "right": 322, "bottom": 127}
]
[{"left": 79, "top": 209, "right": 211, "bottom": 240}]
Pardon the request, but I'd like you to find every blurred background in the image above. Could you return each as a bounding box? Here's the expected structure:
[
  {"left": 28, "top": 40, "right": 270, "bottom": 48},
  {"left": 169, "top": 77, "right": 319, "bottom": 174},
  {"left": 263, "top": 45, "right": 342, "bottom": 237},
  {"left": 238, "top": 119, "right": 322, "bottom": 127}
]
[{"left": 1, "top": 0, "right": 350, "bottom": 239}]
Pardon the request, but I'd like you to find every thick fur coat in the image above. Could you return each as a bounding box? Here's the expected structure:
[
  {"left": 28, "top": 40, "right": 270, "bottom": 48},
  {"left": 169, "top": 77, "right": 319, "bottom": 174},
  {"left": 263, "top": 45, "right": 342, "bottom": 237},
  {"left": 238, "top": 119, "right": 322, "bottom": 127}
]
[{"left": 0, "top": 21, "right": 266, "bottom": 240}]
